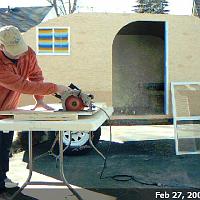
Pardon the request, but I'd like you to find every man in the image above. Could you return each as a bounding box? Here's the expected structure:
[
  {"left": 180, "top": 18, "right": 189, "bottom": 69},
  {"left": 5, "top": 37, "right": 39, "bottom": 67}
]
[{"left": 0, "top": 25, "right": 71, "bottom": 197}]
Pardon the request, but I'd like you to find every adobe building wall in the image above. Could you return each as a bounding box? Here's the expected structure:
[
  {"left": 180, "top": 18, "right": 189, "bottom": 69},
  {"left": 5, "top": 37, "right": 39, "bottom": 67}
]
[{"left": 21, "top": 13, "right": 200, "bottom": 116}]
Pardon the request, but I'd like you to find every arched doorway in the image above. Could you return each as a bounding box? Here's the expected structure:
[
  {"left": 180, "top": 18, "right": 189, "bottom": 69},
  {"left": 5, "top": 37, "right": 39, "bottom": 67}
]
[{"left": 112, "top": 21, "right": 167, "bottom": 115}]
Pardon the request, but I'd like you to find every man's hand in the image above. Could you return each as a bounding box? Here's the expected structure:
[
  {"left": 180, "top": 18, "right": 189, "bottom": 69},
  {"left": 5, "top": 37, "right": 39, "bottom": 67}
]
[
  {"left": 31, "top": 99, "right": 54, "bottom": 111},
  {"left": 56, "top": 85, "right": 73, "bottom": 95}
]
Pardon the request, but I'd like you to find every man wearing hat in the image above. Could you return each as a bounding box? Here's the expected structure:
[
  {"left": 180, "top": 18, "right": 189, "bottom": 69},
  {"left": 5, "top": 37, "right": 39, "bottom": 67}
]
[{"left": 0, "top": 25, "right": 71, "bottom": 197}]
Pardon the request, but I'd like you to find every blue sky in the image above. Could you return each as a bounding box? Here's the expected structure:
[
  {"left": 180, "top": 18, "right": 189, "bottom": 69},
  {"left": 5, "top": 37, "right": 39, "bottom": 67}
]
[{"left": 1, "top": 0, "right": 194, "bottom": 17}]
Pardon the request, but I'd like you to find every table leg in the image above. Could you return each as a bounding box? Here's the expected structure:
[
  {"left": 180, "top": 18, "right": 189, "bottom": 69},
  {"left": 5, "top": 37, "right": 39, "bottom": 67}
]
[
  {"left": 34, "top": 134, "right": 59, "bottom": 163},
  {"left": 89, "top": 132, "right": 106, "bottom": 160},
  {"left": 10, "top": 131, "right": 84, "bottom": 200},
  {"left": 10, "top": 131, "right": 33, "bottom": 200},
  {"left": 58, "top": 131, "right": 83, "bottom": 200}
]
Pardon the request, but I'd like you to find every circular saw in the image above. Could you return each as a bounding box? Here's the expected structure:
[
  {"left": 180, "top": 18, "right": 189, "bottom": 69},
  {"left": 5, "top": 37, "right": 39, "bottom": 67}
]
[{"left": 54, "top": 83, "right": 94, "bottom": 111}]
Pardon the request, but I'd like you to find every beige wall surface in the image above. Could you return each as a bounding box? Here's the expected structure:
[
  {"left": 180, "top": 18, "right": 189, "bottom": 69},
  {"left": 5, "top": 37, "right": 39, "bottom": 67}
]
[{"left": 21, "top": 13, "right": 200, "bottom": 116}]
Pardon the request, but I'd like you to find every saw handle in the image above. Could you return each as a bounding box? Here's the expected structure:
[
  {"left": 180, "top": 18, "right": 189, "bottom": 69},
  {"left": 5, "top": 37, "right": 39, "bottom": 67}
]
[
  {"left": 54, "top": 83, "right": 79, "bottom": 99},
  {"left": 54, "top": 93, "right": 61, "bottom": 99},
  {"left": 69, "top": 83, "right": 80, "bottom": 90}
]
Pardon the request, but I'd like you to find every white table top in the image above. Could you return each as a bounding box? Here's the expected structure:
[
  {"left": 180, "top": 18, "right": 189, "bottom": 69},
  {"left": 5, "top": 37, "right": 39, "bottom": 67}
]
[{"left": 0, "top": 107, "right": 113, "bottom": 132}]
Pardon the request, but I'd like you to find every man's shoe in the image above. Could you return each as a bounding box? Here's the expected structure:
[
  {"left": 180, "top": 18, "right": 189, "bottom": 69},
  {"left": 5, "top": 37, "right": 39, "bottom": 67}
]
[
  {"left": 4, "top": 178, "right": 18, "bottom": 189},
  {"left": 0, "top": 192, "right": 11, "bottom": 200}
]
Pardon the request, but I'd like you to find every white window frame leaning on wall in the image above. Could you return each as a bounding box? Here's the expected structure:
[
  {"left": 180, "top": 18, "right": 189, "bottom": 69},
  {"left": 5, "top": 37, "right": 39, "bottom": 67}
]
[{"left": 171, "top": 81, "right": 200, "bottom": 155}]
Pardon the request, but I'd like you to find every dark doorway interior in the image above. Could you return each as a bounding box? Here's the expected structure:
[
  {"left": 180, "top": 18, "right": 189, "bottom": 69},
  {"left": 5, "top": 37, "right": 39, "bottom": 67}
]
[{"left": 112, "top": 21, "right": 165, "bottom": 115}]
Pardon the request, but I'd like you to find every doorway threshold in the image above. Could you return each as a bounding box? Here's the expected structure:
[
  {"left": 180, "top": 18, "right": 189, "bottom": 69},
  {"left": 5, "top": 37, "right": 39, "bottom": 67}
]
[{"left": 107, "top": 115, "right": 173, "bottom": 125}]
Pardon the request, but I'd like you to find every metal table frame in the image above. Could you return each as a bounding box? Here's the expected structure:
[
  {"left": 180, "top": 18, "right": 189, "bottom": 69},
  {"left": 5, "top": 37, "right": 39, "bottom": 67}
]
[{"left": 0, "top": 107, "right": 113, "bottom": 200}]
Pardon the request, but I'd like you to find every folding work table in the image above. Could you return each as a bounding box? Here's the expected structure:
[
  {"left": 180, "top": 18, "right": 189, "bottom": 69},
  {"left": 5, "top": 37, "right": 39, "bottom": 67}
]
[{"left": 0, "top": 106, "right": 113, "bottom": 200}]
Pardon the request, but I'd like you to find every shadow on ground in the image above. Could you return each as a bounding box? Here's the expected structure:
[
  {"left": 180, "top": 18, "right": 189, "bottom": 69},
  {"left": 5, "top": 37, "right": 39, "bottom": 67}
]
[
  {"left": 22, "top": 139, "right": 200, "bottom": 200},
  {"left": 6, "top": 187, "right": 39, "bottom": 200}
]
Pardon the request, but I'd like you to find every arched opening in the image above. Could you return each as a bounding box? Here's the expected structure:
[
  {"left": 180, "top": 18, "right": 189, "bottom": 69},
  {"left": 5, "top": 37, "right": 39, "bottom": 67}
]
[{"left": 112, "top": 21, "right": 167, "bottom": 115}]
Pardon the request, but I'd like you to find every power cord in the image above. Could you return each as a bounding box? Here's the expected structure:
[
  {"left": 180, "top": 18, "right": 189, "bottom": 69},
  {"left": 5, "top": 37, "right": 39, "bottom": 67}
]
[
  {"left": 95, "top": 106, "right": 200, "bottom": 190},
  {"left": 93, "top": 106, "right": 112, "bottom": 179}
]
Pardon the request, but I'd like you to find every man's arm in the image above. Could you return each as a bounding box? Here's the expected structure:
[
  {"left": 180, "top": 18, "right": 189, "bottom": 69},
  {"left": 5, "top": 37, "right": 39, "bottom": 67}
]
[
  {"left": 0, "top": 67, "right": 70, "bottom": 94},
  {"left": 28, "top": 49, "right": 45, "bottom": 101},
  {"left": 27, "top": 50, "right": 73, "bottom": 110},
  {"left": 0, "top": 68, "right": 57, "bottom": 95},
  {"left": 27, "top": 49, "right": 56, "bottom": 110}
]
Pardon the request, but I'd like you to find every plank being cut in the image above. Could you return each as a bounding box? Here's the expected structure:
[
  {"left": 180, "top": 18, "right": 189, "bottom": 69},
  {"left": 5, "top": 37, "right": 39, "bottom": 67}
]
[
  {"left": 14, "top": 112, "right": 78, "bottom": 121},
  {"left": 0, "top": 110, "right": 78, "bottom": 121},
  {"left": 0, "top": 103, "right": 103, "bottom": 121},
  {"left": 0, "top": 107, "right": 114, "bottom": 131},
  {"left": 18, "top": 103, "right": 100, "bottom": 116}
]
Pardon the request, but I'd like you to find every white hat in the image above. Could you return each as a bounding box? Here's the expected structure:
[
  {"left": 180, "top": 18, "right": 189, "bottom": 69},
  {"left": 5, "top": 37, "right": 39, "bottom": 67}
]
[{"left": 0, "top": 25, "right": 28, "bottom": 56}]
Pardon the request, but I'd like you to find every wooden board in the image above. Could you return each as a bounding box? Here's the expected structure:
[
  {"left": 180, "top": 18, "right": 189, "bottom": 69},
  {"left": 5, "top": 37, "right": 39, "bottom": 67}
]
[
  {"left": 0, "top": 110, "right": 78, "bottom": 121},
  {"left": 0, "top": 107, "right": 113, "bottom": 132},
  {"left": 19, "top": 103, "right": 100, "bottom": 116},
  {"left": 0, "top": 103, "right": 100, "bottom": 121},
  {"left": 14, "top": 112, "right": 78, "bottom": 121}
]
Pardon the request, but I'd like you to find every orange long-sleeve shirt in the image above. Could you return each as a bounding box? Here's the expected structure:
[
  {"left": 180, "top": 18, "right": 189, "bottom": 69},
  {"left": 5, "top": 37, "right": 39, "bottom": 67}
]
[{"left": 0, "top": 47, "right": 57, "bottom": 111}]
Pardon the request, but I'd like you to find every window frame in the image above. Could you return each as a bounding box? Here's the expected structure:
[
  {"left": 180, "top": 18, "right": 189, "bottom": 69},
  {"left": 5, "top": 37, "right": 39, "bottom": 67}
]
[{"left": 36, "top": 26, "right": 70, "bottom": 56}]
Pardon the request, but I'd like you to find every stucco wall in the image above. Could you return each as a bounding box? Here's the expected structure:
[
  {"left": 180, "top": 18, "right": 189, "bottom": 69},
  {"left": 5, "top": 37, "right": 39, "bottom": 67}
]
[{"left": 20, "top": 13, "right": 200, "bottom": 116}]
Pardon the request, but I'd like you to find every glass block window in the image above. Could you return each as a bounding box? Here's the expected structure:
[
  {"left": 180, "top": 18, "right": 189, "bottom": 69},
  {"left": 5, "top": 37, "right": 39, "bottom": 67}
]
[{"left": 37, "top": 27, "right": 70, "bottom": 55}]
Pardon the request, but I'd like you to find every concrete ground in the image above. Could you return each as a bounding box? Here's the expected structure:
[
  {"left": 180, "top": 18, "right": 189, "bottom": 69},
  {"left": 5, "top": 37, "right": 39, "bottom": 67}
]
[{"left": 7, "top": 125, "right": 200, "bottom": 200}]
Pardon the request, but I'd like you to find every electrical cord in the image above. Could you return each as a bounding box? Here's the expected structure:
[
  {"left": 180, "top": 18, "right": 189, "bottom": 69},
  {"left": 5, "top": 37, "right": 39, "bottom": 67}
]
[
  {"left": 94, "top": 106, "right": 112, "bottom": 179},
  {"left": 95, "top": 106, "right": 200, "bottom": 190}
]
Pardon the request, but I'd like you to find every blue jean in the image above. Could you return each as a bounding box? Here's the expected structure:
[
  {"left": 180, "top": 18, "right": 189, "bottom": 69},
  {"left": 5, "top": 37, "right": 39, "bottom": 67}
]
[{"left": 0, "top": 131, "right": 14, "bottom": 190}]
